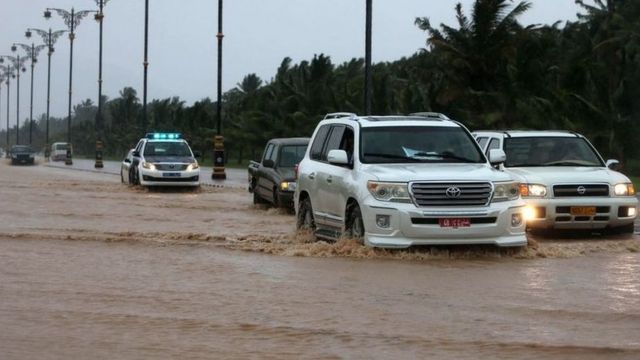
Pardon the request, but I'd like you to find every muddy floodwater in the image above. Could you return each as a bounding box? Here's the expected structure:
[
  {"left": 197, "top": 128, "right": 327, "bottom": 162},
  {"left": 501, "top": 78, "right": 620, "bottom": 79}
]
[{"left": 1, "top": 161, "right": 639, "bottom": 359}]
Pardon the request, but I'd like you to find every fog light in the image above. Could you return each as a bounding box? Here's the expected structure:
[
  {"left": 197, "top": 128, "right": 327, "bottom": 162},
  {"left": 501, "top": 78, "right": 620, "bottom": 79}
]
[
  {"left": 511, "top": 213, "right": 523, "bottom": 227},
  {"left": 523, "top": 206, "right": 537, "bottom": 221},
  {"left": 629, "top": 207, "right": 637, "bottom": 217},
  {"left": 376, "top": 215, "right": 390, "bottom": 228}
]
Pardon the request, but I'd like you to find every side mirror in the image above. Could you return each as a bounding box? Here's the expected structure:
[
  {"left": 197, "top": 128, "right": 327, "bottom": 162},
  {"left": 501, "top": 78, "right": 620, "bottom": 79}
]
[
  {"left": 263, "top": 159, "right": 275, "bottom": 168},
  {"left": 124, "top": 158, "right": 131, "bottom": 164},
  {"left": 132, "top": 150, "right": 140, "bottom": 157},
  {"left": 327, "top": 149, "right": 349, "bottom": 165},
  {"left": 606, "top": 159, "right": 620, "bottom": 170},
  {"left": 488, "top": 149, "right": 506, "bottom": 165},
  {"left": 193, "top": 151, "right": 202, "bottom": 158}
]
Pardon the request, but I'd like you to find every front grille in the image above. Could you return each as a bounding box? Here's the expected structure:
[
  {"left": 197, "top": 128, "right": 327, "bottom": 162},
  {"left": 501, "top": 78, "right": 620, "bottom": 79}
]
[
  {"left": 410, "top": 182, "right": 492, "bottom": 207},
  {"left": 154, "top": 163, "right": 189, "bottom": 171},
  {"left": 411, "top": 217, "right": 497, "bottom": 225},
  {"left": 553, "top": 184, "right": 609, "bottom": 197}
]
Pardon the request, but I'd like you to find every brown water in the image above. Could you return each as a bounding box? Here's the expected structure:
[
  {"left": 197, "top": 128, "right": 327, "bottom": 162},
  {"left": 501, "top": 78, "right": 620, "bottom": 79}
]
[{"left": 1, "top": 161, "right": 639, "bottom": 359}]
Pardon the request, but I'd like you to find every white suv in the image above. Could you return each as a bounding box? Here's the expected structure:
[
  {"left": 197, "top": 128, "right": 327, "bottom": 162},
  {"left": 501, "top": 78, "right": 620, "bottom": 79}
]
[
  {"left": 473, "top": 130, "right": 637, "bottom": 233},
  {"left": 294, "top": 113, "right": 527, "bottom": 248}
]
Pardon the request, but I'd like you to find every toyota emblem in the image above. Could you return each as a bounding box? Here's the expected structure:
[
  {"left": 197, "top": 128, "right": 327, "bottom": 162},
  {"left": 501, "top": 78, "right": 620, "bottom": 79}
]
[
  {"left": 577, "top": 186, "right": 586, "bottom": 195},
  {"left": 445, "top": 186, "right": 462, "bottom": 198},
  {"left": 169, "top": 164, "right": 175, "bottom": 169}
]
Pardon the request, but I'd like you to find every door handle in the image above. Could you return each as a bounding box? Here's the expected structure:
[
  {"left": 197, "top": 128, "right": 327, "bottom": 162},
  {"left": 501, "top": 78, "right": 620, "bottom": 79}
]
[
  {"left": 308, "top": 172, "right": 315, "bottom": 180},
  {"left": 326, "top": 176, "right": 333, "bottom": 183}
]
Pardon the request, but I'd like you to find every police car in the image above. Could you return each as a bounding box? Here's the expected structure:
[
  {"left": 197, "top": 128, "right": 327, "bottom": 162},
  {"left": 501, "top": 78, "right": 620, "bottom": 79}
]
[{"left": 121, "top": 133, "right": 201, "bottom": 187}]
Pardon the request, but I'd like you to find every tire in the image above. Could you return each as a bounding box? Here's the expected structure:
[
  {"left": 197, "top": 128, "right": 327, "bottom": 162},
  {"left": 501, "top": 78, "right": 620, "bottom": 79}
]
[
  {"left": 346, "top": 204, "right": 365, "bottom": 244},
  {"left": 129, "top": 168, "right": 139, "bottom": 185},
  {"left": 296, "top": 197, "right": 316, "bottom": 231},
  {"left": 273, "top": 189, "right": 281, "bottom": 208}
]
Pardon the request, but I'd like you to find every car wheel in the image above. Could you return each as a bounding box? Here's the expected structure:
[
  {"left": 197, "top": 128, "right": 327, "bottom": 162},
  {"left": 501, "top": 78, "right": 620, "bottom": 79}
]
[
  {"left": 273, "top": 189, "right": 281, "bottom": 208},
  {"left": 296, "top": 197, "right": 316, "bottom": 231},
  {"left": 346, "top": 203, "right": 365, "bottom": 244}
]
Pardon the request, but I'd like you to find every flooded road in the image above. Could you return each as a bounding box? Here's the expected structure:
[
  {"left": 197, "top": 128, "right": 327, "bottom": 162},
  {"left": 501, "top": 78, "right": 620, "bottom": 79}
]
[{"left": 1, "top": 160, "right": 639, "bottom": 359}]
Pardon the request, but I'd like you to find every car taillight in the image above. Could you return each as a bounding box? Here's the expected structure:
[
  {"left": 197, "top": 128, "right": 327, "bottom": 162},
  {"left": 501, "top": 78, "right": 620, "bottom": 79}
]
[{"left": 294, "top": 164, "right": 299, "bottom": 180}]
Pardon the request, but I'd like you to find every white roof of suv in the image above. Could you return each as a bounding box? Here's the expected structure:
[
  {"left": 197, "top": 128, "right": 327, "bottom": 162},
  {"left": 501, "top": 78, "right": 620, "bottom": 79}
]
[
  {"left": 474, "top": 130, "right": 582, "bottom": 138},
  {"left": 322, "top": 112, "right": 462, "bottom": 128}
]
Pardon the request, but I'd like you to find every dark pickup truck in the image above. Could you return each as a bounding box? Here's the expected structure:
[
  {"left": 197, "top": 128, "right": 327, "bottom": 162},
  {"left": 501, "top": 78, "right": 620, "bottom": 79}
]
[
  {"left": 9, "top": 145, "right": 36, "bottom": 165},
  {"left": 248, "top": 137, "right": 309, "bottom": 208}
]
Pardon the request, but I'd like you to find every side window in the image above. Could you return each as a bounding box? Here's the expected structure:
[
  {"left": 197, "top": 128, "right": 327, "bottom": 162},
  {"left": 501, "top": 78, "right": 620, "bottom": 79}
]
[
  {"left": 134, "top": 140, "right": 144, "bottom": 154},
  {"left": 322, "top": 125, "right": 346, "bottom": 161},
  {"left": 263, "top": 143, "right": 275, "bottom": 163},
  {"left": 485, "top": 138, "right": 500, "bottom": 156},
  {"left": 310, "top": 125, "right": 331, "bottom": 161},
  {"left": 267, "top": 144, "right": 278, "bottom": 162},
  {"left": 476, "top": 137, "right": 488, "bottom": 150}
]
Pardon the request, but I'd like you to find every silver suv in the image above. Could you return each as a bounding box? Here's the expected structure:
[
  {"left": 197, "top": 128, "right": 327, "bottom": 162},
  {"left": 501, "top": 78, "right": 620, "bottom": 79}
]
[{"left": 294, "top": 113, "right": 528, "bottom": 248}]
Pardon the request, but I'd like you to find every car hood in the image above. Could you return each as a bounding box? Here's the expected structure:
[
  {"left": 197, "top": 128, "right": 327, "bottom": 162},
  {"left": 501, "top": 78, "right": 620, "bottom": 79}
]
[
  {"left": 360, "top": 163, "right": 513, "bottom": 183},
  {"left": 145, "top": 156, "right": 195, "bottom": 163},
  {"left": 506, "top": 166, "right": 631, "bottom": 184}
]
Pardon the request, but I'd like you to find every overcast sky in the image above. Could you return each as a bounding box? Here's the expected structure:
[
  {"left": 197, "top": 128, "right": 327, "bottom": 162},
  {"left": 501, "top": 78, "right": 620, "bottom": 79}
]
[{"left": 0, "top": 0, "right": 581, "bottom": 130}]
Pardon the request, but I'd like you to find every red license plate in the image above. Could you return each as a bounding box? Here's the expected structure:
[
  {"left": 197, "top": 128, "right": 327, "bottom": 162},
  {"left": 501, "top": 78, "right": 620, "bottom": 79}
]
[{"left": 439, "top": 218, "right": 471, "bottom": 228}]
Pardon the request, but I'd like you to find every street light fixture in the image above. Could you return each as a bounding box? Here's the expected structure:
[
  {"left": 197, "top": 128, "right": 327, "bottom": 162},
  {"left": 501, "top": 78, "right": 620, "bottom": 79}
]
[
  {"left": 212, "top": 0, "right": 226, "bottom": 180},
  {"left": 26, "top": 28, "right": 66, "bottom": 160},
  {"left": 13, "top": 42, "right": 47, "bottom": 146},
  {"left": 0, "top": 54, "right": 27, "bottom": 145},
  {"left": 44, "top": 7, "right": 94, "bottom": 165},
  {"left": 364, "top": 0, "right": 373, "bottom": 115}
]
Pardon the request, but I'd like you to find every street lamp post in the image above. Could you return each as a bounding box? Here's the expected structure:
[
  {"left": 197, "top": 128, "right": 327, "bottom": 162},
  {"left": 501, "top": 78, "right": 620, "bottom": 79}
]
[
  {"left": 364, "top": 0, "right": 373, "bottom": 115},
  {"left": 0, "top": 66, "right": 13, "bottom": 155},
  {"left": 143, "top": 0, "right": 149, "bottom": 132},
  {"left": 13, "top": 43, "right": 47, "bottom": 146},
  {"left": 212, "top": 0, "right": 226, "bottom": 180},
  {"left": 26, "top": 28, "right": 66, "bottom": 160},
  {"left": 45, "top": 7, "right": 94, "bottom": 165},
  {"left": 93, "top": 0, "right": 111, "bottom": 169},
  {"left": 0, "top": 54, "right": 27, "bottom": 145}
]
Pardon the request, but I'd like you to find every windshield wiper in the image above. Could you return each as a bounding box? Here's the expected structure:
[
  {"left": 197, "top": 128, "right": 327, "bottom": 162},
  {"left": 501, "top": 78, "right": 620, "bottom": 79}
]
[
  {"left": 363, "top": 153, "right": 423, "bottom": 162},
  {"left": 412, "top": 152, "right": 479, "bottom": 163}
]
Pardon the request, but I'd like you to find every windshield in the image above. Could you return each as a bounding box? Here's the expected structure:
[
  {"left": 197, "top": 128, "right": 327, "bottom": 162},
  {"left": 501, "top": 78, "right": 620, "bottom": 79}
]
[
  {"left": 504, "top": 137, "right": 603, "bottom": 167},
  {"left": 360, "top": 126, "right": 484, "bottom": 164},
  {"left": 55, "top": 144, "right": 69, "bottom": 150},
  {"left": 279, "top": 145, "right": 307, "bottom": 167},
  {"left": 12, "top": 146, "right": 33, "bottom": 152},
  {"left": 144, "top": 141, "right": 192, "bottom": 157}
]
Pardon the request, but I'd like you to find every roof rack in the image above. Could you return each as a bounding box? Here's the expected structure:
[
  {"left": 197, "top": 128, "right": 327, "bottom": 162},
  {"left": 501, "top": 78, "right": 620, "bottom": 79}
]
[
  {"left": 409, "top": 112, "right": 450, "bottom": 120},
  {"left": 323, "top": 112, "right": 358, "bottom": 120}
]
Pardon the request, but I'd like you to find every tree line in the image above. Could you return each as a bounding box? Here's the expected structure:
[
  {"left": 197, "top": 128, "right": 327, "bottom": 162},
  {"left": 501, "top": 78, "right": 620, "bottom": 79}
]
[{"left": 2, "top": 0, "right": 639, "bottom": 172}]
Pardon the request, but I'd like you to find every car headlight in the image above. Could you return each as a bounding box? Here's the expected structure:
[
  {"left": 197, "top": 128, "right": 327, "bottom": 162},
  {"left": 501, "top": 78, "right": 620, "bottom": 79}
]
[
  {"left": 141, "top": 161, "right": 156, "bottom": 170},
  {"left": 492, "top": 182, "right": 520, "bottom": 202},
  {"left": 614, "top": 183, "right": 636, "bottom": 196},
  {"left": 367, "top": 181, "right": 411, "bottom": 202},
  {"left": 280, "top": 181, "right": 296, "bottom": 191},
  {"left": 187, "top": 162, "right": 199, "bottom": 171},
  {"left": 519, "top": 183, "right": 547, "bottom": 198}
]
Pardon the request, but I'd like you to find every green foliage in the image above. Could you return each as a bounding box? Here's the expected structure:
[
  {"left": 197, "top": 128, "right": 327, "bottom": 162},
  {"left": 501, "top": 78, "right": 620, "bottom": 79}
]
[{"left": 1, "top": 0, "right": 638, "bottom": 174}]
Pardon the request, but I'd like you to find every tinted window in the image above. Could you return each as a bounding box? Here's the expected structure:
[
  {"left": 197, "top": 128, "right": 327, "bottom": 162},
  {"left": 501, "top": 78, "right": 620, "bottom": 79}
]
[
  {"left": 476, "top": 137, "right": 488, "bottom": 149},
  {"left": 310, "top": 125, "right": 331, "bottom": 161},
  {"left": 504, "top": 137, "right": 603, "bottom": 167},
  {"left": 361, "top": 126, "right": 484, "bottom": 164},
  {"left": 322, "top": 125, "right": 346, "bottom": 161},
  {"left": 279, "top": 145, "right": 308, "bottom": 167}
]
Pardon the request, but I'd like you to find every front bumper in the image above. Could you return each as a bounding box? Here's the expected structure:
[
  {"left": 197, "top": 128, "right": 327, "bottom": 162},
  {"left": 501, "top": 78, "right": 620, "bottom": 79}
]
[
  {"left": 523, "top": 197, "right": 638, "bottom": 230},
  {"left": 361, "top": 197, "right": 527, "bottom": 248},
  {"left": 139, "top": 167, "right": 200, "bottom": 186}
]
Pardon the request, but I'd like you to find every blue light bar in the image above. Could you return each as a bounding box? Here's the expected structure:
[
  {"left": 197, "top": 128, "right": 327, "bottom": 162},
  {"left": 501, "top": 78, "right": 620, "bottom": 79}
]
[{"left": 146, "top": 133, "right": 182, "bottom": 140}]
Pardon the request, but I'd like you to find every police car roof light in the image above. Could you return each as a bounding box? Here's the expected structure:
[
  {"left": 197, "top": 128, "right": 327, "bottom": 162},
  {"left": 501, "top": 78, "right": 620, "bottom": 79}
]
[{"left": 146, "top": 132, "right": 182, "bottom": 140}]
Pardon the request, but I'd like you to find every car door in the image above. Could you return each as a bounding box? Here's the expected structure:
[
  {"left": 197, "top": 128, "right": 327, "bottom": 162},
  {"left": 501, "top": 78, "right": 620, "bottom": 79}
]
[
  {"left": 121, "top": 149, "right": 134, "bottom": 183},
  {"left": 305, "top": 124, "right": 332, "bottom": 225},
  {"left": 256, "top": 142, "right": 275, "bottom": 200},
  {"left": 315, "top": 125, "right": 349, "bottom": 228},
  {"left": 321, "top": 126, "right": 355, "bottom": 228}
]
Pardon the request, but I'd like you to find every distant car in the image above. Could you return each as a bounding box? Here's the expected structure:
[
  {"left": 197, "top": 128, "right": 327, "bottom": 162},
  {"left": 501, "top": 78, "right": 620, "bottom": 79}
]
[
  {"left": 473, "top": 130, "right": 638, "bottom": 234},
  {"left": 50, "top": 142, "right": 71, "bottom": 161},
  {"left": 248, "top": 137, "right": 309, "bottom": 208},
  {"left": 9, "top": 145, "right": 36, "bottom": 165},
  {"left": 121, "top": 133, "right": 200, "bottom": 187}
]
